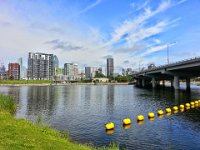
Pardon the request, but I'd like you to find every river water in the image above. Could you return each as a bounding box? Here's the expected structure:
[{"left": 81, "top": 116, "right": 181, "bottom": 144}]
[{"left": 0, "top": 85, "right": 200, "bottom": 150}]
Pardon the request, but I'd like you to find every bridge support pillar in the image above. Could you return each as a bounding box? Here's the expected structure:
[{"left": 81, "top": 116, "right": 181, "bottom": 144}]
[
  {"left": 171, "top": 80, "right": 174, "bottom": 88},
  {"left": 186, "top": 78, "right": 190, "bottom": 90},
  {"left": 152, "top": 78, "right": 156, "bottom": 88},
  {"left": 174, "top": 76, "right": 180, "bottom": 90},
  {"left": 162, "top": 80, "right": 165, "bottom": 87},
  {"left": 136, "top": 79, "right": 139, "bottom": 86},
  {"left": 142, "top": 79, "right": 145, "bottom": 87}
]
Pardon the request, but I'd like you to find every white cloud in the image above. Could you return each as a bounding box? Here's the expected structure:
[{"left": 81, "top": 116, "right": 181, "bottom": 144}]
[
  {"left": 176, "top": 0, "right": 187, "bottom": 5},
  {"left": 142, "top": 42, "right": 177, "bottom": 56},
  {"left": 153, "top": 39, "right": 161, "bottom": 44},
  {"left": 75, "top": 0, "right": 102, "bottom": 16},
  {"left": 107, "top": 0, "right": 171, "bottom": 46},
  {"left": 130, "top": 0, "right": 149, "bottom": 11},
  {"left": 0, "top": 0, "right": 184, "bottom": 71}
]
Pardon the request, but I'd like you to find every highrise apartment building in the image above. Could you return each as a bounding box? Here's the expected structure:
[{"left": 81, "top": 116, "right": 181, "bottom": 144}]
[
  {"left": 85, "top": 67, "right": 97, "bottom": 79},
  {"left": 17, "top": 57, "right": 26, "bottom": 79},
  {"left": 107, "top": 58, "right": 114, "bottom": 77},
  {"left": 27, "top": 52, "right": 55, "bottom": 80},
  {"left": 0, "top": 64, "right": 7, "bottom": 80},
  {"left": 8, "top": 63, "right": 20, "bottom": 80},
  {"left": 64, "top": 63, "right": 79, "bottom": 81},
  {"left": 53, "top": 55, "right": 59, "bottom": 68}
]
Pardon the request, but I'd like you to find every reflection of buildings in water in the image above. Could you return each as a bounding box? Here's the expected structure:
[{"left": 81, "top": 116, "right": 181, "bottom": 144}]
[
  {"left": 106, "top": 85, "right": 115, "bottom": 114},
  {"left": 26, "top": 86, "right": 58, "bottom": 120},
  {"left": 62, "top": 86, "right": 80, "bottom": 107},
  {"left": 84, "top": 86, "right": 91, "bottom": 109}
]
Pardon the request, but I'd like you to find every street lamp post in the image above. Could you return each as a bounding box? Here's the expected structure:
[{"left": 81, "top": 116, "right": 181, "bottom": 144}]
[{"left": 167, "top": 42, "right": 176, "bottom": 64}]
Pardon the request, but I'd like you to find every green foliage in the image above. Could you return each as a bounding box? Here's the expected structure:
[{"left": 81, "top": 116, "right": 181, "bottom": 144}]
[
  {"left": 0, "top": 80, "right": 53, "bottom": 84},
  {"left": 0, "top": 94, "right": 119, "bottom": 150},
  {"left": 0, "top": 94, "right": 16, "bottom": 114},
  {"left": 95, "top": 72, "right": 105, "bottom": 78},
  {"left": 80, "top": 79, "right": 92, "bottom": 83},
  {"left": 109, "top": 76, "right": 133, "bottom": 82}
]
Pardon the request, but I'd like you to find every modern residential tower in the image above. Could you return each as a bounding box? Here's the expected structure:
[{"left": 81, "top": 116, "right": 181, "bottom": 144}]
[
  {"left": 8, "top": 63, "right": 20, "bottom": 80},
  {"left": 64, "top": 63, "right": 79, "bottom": 81},
  {"left": 27, "top": 52, "right": 55, "bottom": 80},
  {"left": 85, "top": 67, "right": 97, "bottom": 79},
  {"left": 107, "top": 58, "right": 114, "bottom": 77}
]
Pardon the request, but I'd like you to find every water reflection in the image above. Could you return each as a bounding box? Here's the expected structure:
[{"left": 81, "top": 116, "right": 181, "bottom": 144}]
[
  {"left": 106, "top": 85, "right": 115, "bottom": 115},
  {"left": 26, "top": 86, "right": 58, "bottom": 121},
  {"left": 0, "top": 85, "right": 200, "bottom": 149}
]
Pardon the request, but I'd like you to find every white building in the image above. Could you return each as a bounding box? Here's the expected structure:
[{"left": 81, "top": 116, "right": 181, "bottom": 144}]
[{"left": 64, "top": 63, "right": 79, "bottom": 81}]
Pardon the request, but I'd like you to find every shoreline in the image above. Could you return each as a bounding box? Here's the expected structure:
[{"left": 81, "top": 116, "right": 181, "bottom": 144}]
[
  {"left": 0, "top": 82, "right": 130, "bottom": 86},
  {"left": 0, "top": 94, "right": 118, "bottom": 150}
]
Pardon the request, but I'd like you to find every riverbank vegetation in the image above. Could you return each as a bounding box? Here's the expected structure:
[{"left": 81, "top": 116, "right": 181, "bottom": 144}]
[
  {"left": 0, "top": 80, "right": 53, "bottom": 84},
  {"left": 0, "top": 94, "right": 118, "bottom": 150},
  {"left": 109, "top": 76, "right": 133, "bottom": 82}
]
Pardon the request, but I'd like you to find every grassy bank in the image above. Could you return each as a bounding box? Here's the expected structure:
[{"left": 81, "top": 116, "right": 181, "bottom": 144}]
[
  {"left": 0, "top": 94, "right": 118, "bottom": 150},
  {"left": 0, "top": 80, "right": 53, "bottom": 84}
]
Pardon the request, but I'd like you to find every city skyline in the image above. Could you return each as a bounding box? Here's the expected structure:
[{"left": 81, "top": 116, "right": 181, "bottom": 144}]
[{"left": 0, "top": 0, "right": 200, "bottom": 72}]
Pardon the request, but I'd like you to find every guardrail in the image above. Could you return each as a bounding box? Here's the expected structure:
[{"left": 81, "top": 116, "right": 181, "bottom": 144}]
[{"left": 133, "top": 56, "right": 200, "bottom": 75}]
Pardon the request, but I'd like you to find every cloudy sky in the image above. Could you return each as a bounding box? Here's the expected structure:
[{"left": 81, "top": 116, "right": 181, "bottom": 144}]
[{"left": 0, "top": 0, "right": 200, "bottom": 72}]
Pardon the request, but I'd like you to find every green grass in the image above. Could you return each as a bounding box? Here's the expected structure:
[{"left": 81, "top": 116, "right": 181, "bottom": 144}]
[
  {"left": 0, "top": 94, "right": 118, "bottom": 150},
  {"left": 0, "top": 94, "right": 16, "bottom": 114},
  {"left": 0, "top": 80, "right": 53, "bottom": 84}
]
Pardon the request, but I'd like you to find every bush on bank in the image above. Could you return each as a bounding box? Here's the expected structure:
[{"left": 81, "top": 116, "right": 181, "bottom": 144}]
[
  {"left": 0, "top": 80, "right": 53, "bottom": 84},
  {"left": 0, "top": 94, "right": 118, "bottom": 150}
]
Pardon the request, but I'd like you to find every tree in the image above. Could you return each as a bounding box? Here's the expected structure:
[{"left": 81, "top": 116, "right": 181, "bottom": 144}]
[
  {"left": 112, "top": 75, "right": 133, "bottom": 82},
  {"left": 95, "top": 72, "right": 105, "bottom": 78}
]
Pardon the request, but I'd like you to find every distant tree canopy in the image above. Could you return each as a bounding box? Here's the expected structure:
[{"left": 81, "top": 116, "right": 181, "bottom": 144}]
[
  {"left": 109, "top": 75, "right": 133, "bottom": 82},
  {"left": 95, "top": 72, "right": 105, "bottom": 78}
]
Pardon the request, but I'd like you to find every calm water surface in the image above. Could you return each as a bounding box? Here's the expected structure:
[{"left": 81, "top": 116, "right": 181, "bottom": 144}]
[{"left": 0, "top": 85, "right": 200, "bottom": 150}]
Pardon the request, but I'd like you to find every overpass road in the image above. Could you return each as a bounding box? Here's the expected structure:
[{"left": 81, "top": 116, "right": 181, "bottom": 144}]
[{"left": 132, "top": 57, "right": 200, "bottom": 90}]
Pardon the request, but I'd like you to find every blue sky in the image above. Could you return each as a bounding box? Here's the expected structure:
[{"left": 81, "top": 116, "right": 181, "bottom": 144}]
[{"left": 0, "top": 0, "right": 200, "bottom": 72}]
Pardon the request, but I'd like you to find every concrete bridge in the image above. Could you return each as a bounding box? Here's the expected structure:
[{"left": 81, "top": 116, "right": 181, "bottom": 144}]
[{"left": 132, "top": 57, "right": 200, "bottom": 90}]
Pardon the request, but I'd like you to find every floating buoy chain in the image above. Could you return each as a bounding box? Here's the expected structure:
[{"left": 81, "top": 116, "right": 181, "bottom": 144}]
[{"left": 105, "top": 100, "right": 200, "bottom": 132}]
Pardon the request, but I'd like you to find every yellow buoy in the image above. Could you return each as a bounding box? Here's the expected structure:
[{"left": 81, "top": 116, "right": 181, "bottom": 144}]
[
  {"left": 195, "top": 101, "right": 198, "bottom": 105},
  {"left": 137, "top": 115, "right": 144, "bottom": 121},
  {"left": 185, "top": 103, "right": 190, "bottom": 107},
  {"left": 106, "top": 129, "right": 114, "bottom": 134},
  {"left": 198, "top": 100, "right": 200, "bottom": 103},
  {"left": 123, "top": 118, "right": 131, "bottom": 125},
  {"left": 173, "top": 106, "right": 178, "bottom": 111},
  {"left": 105, "top": 122, "right": 114, "bottom": 130},
  {"left": 180, "top": 104, "right": 184, "bottom": 109},
  {"left": 157, "top": 110, "right": 164, "bottom": 115},
  {"left": 148, "top": 112, "right": 155, "bottom": 118},
  {"left": 166, "top": 108, "right": 171, "bottom": 113},
  {"left": 190, "top": 102, "right": 195, "bottom": 106}
]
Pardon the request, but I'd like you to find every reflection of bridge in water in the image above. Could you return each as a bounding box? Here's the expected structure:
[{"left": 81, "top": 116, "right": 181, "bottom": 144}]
[{"left": 132, "top": 57, "right": 200, "bottom": 90}]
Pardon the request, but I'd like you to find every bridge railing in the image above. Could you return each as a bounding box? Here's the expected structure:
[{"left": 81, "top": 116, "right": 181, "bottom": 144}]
[{"left": 133, "top": 56, "right": 200, "bottom": 75}]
